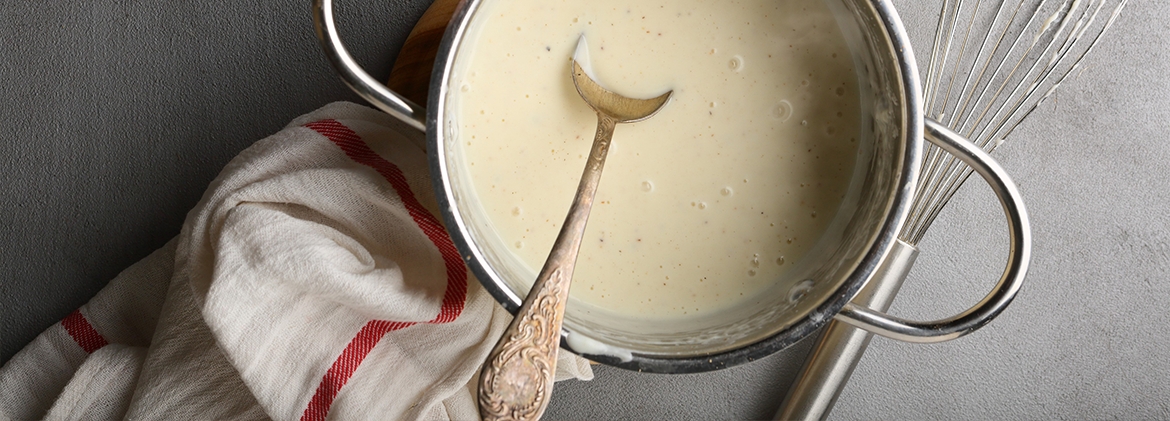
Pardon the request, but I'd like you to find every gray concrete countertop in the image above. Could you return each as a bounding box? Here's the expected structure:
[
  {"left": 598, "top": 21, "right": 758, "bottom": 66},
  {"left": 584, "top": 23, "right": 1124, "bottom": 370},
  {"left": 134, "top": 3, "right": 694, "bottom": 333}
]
[{"left": 3, "top": 0, "right": 1165, "bottom": 419}]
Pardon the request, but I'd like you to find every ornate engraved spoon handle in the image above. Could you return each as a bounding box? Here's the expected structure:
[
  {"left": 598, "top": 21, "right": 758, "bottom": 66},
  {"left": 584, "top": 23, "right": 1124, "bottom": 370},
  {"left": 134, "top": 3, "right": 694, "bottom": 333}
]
[{"left": 477, "top": 115, "right": 616, "bottom": 421}]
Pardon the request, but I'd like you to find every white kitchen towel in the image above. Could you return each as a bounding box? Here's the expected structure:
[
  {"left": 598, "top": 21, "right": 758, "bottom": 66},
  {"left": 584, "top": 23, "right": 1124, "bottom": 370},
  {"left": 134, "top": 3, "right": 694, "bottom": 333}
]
[{"left": 0, "top": 102, "right": 593, "bottom": 421}]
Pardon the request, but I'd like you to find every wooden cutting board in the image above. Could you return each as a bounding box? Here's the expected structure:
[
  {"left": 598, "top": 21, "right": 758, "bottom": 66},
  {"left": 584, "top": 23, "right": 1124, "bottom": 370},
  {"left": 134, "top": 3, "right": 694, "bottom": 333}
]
[{"left": 385, "top": 0, "right": 459, "bottom": 108}]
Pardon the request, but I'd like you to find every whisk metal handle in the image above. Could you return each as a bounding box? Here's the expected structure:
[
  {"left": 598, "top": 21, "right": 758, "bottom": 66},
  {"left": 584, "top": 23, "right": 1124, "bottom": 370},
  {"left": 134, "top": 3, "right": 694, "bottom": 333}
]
[{"left": 833, "top": 118, "right": 1031, "bottom": 343}]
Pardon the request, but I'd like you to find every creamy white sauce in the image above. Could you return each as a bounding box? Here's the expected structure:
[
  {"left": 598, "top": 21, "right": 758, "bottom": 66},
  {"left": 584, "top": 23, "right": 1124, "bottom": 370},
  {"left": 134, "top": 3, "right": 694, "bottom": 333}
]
[{"left": 453, "top": 0, "right": 860, "bottom": 321}]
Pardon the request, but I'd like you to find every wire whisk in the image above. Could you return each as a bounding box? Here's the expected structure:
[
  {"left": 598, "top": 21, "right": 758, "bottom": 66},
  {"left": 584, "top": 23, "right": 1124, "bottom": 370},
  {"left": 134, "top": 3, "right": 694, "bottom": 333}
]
[
  {"left": 902, "top": 0, "right": 1127, "bottom": 244},
  {"left": 777, "top": 1, "right": 1127, "bottom": 419}
]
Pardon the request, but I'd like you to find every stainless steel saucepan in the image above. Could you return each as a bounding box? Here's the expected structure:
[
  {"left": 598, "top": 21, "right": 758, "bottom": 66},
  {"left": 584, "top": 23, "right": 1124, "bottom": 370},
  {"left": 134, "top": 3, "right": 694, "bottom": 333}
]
[{"left": 311, "top": 0, "right": 1030, "bottom": 374}]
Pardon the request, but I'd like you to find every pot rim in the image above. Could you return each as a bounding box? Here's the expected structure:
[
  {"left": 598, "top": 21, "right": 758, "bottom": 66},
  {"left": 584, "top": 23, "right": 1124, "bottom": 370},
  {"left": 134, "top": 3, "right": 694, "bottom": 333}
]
[{"left": 426, "top": 0, "right": 923, "bottom": 373}]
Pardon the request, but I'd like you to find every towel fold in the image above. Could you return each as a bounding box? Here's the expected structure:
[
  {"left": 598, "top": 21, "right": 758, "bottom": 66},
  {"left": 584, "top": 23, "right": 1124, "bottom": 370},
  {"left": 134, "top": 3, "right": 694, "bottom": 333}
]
[{"left": 0, "top": 102, "right": 592, "bottom": 421}]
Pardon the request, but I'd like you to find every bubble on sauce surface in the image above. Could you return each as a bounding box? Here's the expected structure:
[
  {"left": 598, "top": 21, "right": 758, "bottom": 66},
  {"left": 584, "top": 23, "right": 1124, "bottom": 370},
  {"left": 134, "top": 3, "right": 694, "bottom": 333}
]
[
  {"left": 514, "top": 241, "right": 524, "bottom": 249},
  {"left": 788, "top": 279, "right": 815, "bottom": 303},
  {"left": 641, "top": 180, "right": 654, "bottom": 192},
  {"left": 835, "top": 86, "right": 846, "bottom": 96},
  {"left": 800, "top": 120, "right": 808, "bottom": 126},
  {"left": 776, "top": 256, "right": 786, "bottom": 266},
  {"left": 460, "top": 83, "right": 470, "bottom": 92},
  {"left": 729, "top": 55, "right": 744, "bottom": 72},
  {"left": 800, "top": 79, "right": 809, "bottom": 87},
  {"left": 720, "top": 186, "right": 733, "bottom": 196},
  {"left": 698, "top": 202, "right": 708, "bottom": 210},
  {"left": 773, "top": 100, "right": 793, "bottom": 121},
  {"left": 511, "top": 207, "right": 523, "bottom": 216}
]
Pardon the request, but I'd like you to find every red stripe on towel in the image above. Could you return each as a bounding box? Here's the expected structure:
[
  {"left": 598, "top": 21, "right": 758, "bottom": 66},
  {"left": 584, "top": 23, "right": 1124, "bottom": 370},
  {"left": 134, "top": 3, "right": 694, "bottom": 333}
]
[
  {"left": 61, "top": 309, "right": 108, "bottom": 354},
  {"left": 301, "top": 320, "right": 415, "bottom": 421},
  {"left": 300, "top": 119, "right": 469, "bottom": 421}
]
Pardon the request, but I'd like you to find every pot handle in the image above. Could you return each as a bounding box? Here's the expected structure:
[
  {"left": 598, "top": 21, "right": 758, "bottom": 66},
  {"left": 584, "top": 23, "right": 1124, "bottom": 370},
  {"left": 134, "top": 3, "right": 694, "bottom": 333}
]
[
  {"left": 832, "top": 118, "right": 1031, "bottom": 343},
  {"left": 312, "top": 0, "right": 427, "bottom": 132}
]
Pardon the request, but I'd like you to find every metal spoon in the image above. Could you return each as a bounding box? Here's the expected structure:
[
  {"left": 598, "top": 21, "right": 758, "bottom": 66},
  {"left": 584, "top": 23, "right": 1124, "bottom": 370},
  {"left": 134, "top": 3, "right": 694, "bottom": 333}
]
[{"left": 477, "top": 37, "right": 672, "bottom": 421}]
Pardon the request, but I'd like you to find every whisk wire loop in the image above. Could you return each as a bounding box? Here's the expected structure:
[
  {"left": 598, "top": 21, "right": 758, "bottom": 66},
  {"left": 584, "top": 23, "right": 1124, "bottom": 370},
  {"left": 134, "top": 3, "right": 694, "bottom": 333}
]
[{"left": 902, "top": 0, "right": 1127, "bottom": 244}]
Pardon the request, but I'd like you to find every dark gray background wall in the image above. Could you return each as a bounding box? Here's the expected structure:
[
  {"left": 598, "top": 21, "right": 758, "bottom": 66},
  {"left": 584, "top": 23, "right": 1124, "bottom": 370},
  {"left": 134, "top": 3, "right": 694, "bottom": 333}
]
[
  {"left": 1, "top": 0, "right": 426, "bottom": 362},
  {"left": 4, "top": 0, "right": 1168, "bottom": 419}
]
